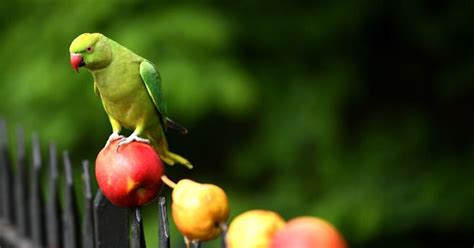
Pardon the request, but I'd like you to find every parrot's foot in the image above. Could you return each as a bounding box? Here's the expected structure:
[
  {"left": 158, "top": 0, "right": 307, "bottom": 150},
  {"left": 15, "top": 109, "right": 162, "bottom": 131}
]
[
  {"left": 105, "top": 132, "right": 124, "bottom": 148},
  {"left": 116, "top": 133, "right": 150, "bottom": 152}
]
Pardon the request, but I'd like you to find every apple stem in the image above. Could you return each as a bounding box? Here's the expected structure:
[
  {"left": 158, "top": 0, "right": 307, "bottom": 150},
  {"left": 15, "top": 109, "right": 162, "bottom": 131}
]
[{"left": 161, "top": 175, "right": 177, "bottom": 189}]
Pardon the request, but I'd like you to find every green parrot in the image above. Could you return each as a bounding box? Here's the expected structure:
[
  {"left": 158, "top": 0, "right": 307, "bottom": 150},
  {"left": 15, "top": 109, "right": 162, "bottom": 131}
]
[{"left": 69, "top": 33, "right": 192, "bottom": 169}]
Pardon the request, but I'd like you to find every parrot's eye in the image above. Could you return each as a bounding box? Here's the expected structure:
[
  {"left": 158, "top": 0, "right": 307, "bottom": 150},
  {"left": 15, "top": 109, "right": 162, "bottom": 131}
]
[{"left": 86, "top": 46, "right": 93, "bottom": 52}]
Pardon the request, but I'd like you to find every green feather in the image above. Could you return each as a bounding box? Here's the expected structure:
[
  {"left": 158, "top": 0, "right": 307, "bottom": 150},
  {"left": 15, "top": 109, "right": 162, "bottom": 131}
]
[
  {"left": 140, "top": 60, "right": 187, "bottom": 134},
  {"left": 139, "top": 60, "right": 167, "bottom": 117}
]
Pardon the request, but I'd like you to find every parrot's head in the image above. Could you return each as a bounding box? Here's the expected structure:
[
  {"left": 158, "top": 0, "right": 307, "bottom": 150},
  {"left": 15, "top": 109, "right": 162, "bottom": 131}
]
[{"left": 69, "top": 33, "right": 112, "bottom": 72}]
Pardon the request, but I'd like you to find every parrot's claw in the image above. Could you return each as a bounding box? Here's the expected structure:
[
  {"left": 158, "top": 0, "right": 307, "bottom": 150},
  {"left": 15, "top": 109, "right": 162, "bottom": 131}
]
[
  {"left": 116, "top": 133, "right": 150, "bottom": 152},
  {"left": 105, "top": 132, "right": 124, "bottom": 148}
]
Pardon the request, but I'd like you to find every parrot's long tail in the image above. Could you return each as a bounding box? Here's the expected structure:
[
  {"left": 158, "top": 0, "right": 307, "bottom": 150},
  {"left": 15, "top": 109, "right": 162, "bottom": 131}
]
[
  {"left": 165, "top": 117, "right": 188, "bottom": 134},
  {"left": 148, "top": 130, "right": 193, "bottom": 169}
]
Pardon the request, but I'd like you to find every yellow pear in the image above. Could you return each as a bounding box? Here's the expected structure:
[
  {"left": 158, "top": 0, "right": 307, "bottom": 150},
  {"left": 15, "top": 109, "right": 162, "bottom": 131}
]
[{"left": 169, "top": 178, "right": 230, "bottom": 241}]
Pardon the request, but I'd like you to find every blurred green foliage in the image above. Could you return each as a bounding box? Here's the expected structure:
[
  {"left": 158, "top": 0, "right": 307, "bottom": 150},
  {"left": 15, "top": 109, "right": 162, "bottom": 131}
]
[{"left": 1, "top": 0, "right": 473, "bottom": 247}]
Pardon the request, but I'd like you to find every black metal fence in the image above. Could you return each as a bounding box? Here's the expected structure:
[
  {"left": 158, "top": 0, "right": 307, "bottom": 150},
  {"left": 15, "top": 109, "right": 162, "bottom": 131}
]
[{"left": 0, "top": 120, "right": 225, "bottom": 248}]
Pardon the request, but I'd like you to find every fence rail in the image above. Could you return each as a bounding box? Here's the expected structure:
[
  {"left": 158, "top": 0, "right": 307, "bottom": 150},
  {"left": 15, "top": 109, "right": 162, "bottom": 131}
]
[{"left": 0, "top": 119, "right": 225, "bottom": 248}]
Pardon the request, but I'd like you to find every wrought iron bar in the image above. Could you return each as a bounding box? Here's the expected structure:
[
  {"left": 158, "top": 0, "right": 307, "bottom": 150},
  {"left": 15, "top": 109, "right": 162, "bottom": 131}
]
[
  {"left": 158, "top": 197, "right": 170, "bottom": 248},
  {"left": 47, "top": 143, "right": 63, "bottom": 248},
  {"left": 82, "top": 160, "right": 95, "bottom": 248},
  {"left": 220, "top": 223, "right": 228, "bottom": 248},
  {"left": 130, "top": 208, "right": 146, "bottom": 248},
  {"left": 0, "top": 120, "right": 14, "bottom": 225},
  {"left": 14, "top": 126, "right": 28, "bottom": 237},
  {"left": 63, "top": 151, "right": 80, "bottom": 248},
  {"left": 30, "top": 133, "right": 45, "bottom": 247},
  {"left": 94, "top": 190, "right": 129, "bottom": 248}
]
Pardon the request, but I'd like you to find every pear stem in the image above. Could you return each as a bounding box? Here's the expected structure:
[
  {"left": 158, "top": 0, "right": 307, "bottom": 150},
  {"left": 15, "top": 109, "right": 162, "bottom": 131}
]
[{"left": 161, "top": 175, "right": 177, "bottom": 189}]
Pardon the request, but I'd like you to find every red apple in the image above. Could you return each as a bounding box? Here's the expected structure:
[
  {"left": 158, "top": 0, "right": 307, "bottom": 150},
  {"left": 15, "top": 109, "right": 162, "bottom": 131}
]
[
  {"left": 95, "top": 140, "right": 165, "bottom": 208},
  {"left": 270, "top": 216, "right": 347, "bottom": 248}
]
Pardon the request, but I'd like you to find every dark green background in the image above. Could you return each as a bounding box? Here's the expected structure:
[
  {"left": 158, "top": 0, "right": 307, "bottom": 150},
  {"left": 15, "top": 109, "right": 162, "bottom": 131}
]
[{"left": 1, "top": 1, "right": 473, "bottom": 247}]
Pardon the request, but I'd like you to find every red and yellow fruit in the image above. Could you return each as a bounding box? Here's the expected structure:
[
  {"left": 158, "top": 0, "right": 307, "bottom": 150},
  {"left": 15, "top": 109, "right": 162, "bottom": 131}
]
[
  {"left": 95, "top": 140, "right": 165, "bottom": 208},
  {"left": 226, "top": 210, "right": 286, "bottom": 248},
  {"left": 270, "top": 216, "right": 347, "bottom": 248},
  {"left": 163, "top": 177, "right": 229, "bottom": 241}
]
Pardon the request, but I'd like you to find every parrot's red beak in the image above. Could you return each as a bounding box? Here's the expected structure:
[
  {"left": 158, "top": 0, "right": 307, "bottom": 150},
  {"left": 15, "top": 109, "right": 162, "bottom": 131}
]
[{"left": 70, "top": 53, "right": 84, "bottom": 72}]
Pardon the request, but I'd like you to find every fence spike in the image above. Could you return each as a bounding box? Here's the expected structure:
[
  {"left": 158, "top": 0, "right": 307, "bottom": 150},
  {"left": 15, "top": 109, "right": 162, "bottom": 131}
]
[
  {"left": 46, "top": 143, "right": 63, "bottom": 248},
  {"left": 130, "top": 208, "right": 146, "bottom": 248},
  {"left": 0, "top": 119, "right": 6, "bottom": 148},
  {"left": 30, "top": 133, "right": 45, "bottom": 246},
  {"left": 220, "top": 223, "right": 228, "bottom": 248},
  {"left": 32, "top": 134, "right": 41, "bottom": 170},
  {"left": 0, "top": 120, "right": 2, "bottom": 221},
  {"left": 0, "top": 119, "right": 14, "bottom": 225},
  {"left": 63, "top": 151, "right": 80, "bottom": 248},
  {"left": 82, "top": 160, "right": 95, "bottom": 248},
  {"left": 158, "top": 197, "right": 170, "bottom": 248},
  {"left": 14, "top": 126, "right": 28, "bottom": 237},
  {"left": 93, "top": 190, "right": 129, "bottom": 248}
]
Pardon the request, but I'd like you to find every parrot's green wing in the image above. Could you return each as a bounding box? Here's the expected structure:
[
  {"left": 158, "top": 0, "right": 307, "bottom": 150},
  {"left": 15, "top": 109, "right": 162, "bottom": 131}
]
[
  {"left": 139, "top": 60, "right": 188, "bottom": 134},
  {"left": 139, "top": 60, "right": 167, "bottom": 115}
]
